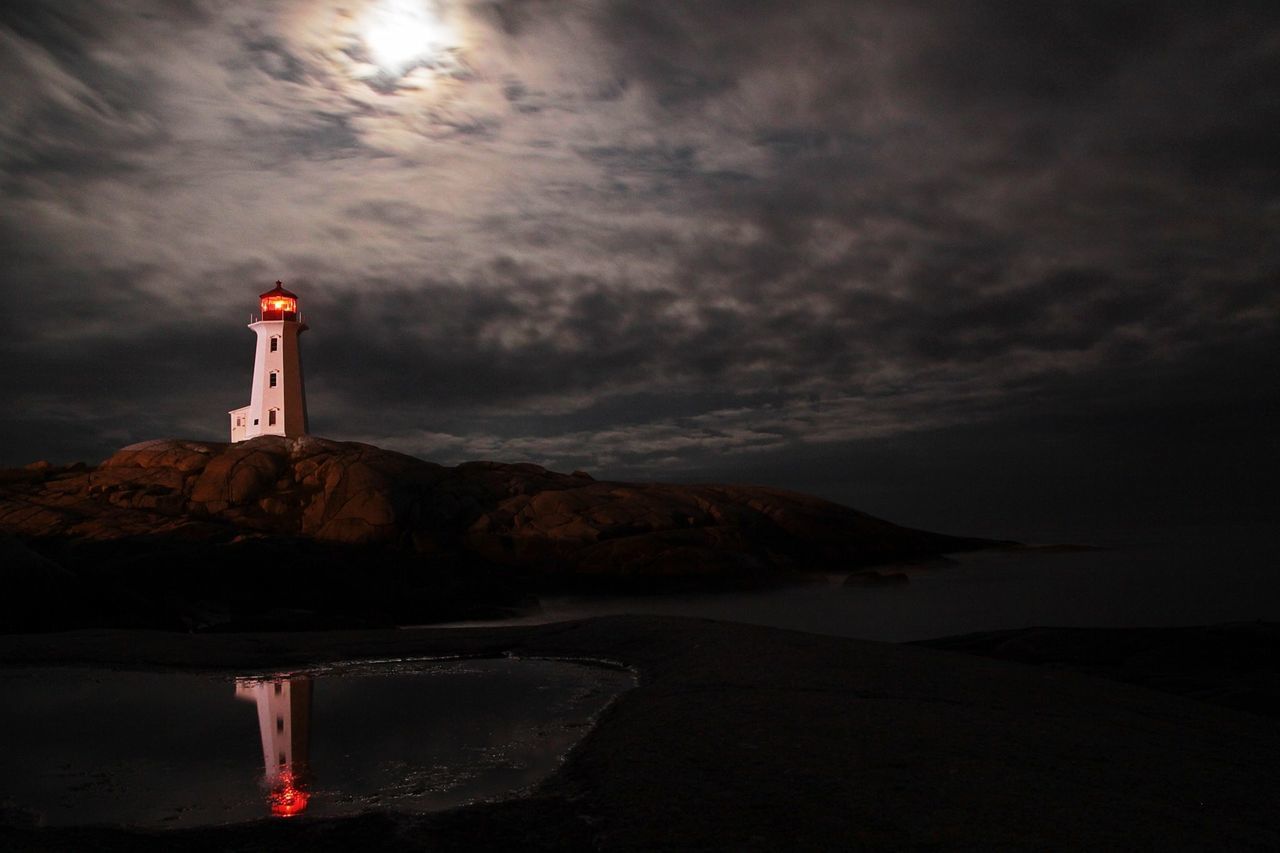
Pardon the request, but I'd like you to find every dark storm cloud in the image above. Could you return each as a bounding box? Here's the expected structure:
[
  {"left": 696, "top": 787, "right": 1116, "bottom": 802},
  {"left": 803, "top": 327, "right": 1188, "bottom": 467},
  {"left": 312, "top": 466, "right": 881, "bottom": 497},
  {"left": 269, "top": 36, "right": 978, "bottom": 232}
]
[
  {"left": 345, "top": 200, "right": 431, "bottom": 228},
  {"left": 227, "top": 112, "right": 367, "bottom": 164},
  {"left": 0, "top": 12, "right": 167, "bottom": 178},
  {"left": 1, "top": 0, "right": 1277, "bottom": 532},
  {"left": 237, "top": 33, "right": 311, "bottom": 84}
]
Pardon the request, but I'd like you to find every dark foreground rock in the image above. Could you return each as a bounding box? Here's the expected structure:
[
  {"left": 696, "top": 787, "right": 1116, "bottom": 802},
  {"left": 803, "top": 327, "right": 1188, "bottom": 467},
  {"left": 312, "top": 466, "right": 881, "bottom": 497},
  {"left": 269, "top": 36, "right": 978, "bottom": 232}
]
[
  {"left": 920, "top": 621, "right": 1280, "bottom": 720},
  {"left": 0, "top": 437, "right": 999, "bottom": 631},
  {"left": 0, "top": 616, "right": 1277, "bottom": 850}
]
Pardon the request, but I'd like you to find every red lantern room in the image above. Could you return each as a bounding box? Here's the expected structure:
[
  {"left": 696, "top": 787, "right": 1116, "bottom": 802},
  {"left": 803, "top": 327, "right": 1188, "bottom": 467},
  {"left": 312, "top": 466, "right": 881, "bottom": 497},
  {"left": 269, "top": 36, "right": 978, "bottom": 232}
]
[{"left": 259, "top": 281, "right": 299, "bottom": 321}]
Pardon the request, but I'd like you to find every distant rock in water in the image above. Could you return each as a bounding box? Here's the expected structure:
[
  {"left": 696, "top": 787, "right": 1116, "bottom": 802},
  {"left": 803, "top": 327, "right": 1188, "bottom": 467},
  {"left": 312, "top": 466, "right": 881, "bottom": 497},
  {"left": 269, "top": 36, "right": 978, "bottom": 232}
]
[
  {"left": 844, "top": 570, "right": 911, "bottom": 587},
  {"left": 0, "top": 437, "right": 1001, "bottom": 631}
]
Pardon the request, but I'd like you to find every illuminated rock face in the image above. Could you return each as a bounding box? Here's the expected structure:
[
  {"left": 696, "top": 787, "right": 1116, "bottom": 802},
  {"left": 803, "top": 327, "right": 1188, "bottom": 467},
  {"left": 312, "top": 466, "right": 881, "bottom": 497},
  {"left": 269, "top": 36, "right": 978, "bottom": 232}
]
[
  {"left": 0, "top": 437, "right": 998, "bottom": 574},
  {"left": 229, "top": 282, "right": 309, "bottom": 442}
]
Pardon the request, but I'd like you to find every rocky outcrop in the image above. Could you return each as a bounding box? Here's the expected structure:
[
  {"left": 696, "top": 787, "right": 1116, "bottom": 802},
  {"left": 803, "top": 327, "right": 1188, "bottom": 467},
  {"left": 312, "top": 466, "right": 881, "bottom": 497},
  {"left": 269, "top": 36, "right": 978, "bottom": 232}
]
[
  {"left": 0, "top": 436, "right": 999, "bottom": 630},
  {"left": 2, "top": 436, "right": 991, "bottom": 575}
]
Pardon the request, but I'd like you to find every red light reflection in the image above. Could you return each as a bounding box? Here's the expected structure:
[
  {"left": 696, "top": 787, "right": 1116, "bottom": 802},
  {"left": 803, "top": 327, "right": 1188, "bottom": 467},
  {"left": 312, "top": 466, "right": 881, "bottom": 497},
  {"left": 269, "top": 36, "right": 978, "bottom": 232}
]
[{"left": 268, "top": 768, "right": 309, "bottom": 818}]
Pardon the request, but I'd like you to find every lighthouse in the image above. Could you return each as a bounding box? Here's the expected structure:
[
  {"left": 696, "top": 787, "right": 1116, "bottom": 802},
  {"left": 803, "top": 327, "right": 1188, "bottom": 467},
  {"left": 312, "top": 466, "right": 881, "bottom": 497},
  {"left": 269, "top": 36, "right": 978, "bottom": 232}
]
[{"left": 229, "top": 282, "right": 309, "bottom": 442}]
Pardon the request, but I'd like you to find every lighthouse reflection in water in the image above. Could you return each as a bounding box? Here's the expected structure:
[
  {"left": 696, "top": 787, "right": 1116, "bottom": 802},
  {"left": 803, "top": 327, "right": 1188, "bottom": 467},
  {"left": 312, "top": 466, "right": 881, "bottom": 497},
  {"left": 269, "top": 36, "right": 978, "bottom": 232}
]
[
  {"left": 0, "top": 659, "right": 634, "bottom": 828},
  {"left": 234, "top": 676, "right": 313, "bottom": 818}
]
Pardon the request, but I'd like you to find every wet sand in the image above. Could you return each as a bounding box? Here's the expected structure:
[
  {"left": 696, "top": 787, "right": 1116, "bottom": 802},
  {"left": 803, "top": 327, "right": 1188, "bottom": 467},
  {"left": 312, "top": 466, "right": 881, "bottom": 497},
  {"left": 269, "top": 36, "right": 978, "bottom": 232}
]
[{"left": 2, "top": 615, "right": 1278, "bottom": 850}]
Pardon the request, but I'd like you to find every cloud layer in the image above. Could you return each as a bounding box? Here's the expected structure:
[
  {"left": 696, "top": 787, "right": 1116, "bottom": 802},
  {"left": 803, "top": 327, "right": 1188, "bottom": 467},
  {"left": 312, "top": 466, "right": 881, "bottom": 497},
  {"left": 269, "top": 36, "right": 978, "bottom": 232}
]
[{"left": 2, "top": 0, "right": 1277, "bottom": 533}]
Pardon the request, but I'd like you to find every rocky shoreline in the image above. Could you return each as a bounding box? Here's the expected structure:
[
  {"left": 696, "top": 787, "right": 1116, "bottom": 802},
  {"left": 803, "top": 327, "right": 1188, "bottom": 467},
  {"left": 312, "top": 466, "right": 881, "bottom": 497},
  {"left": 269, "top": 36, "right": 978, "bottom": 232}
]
[{"left": 1, "top": 437, "right": 1001, "bottom": 632}]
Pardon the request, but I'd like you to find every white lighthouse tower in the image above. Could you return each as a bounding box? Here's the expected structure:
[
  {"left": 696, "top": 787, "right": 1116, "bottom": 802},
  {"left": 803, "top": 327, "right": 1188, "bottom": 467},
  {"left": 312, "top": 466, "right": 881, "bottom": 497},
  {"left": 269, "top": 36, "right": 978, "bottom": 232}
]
[{"left": 229, "top": 282, "right": 309, "bottom": 442}]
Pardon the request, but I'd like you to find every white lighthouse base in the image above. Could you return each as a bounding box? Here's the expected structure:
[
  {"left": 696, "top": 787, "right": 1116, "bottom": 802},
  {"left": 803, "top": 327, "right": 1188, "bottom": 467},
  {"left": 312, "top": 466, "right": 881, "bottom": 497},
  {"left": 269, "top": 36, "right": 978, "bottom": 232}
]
[
  {"left": 230, "top": 318, "right": 309, "bottom": 442},
  {"left": 229, "top": 406, "right": 251, "bottom": 442}
]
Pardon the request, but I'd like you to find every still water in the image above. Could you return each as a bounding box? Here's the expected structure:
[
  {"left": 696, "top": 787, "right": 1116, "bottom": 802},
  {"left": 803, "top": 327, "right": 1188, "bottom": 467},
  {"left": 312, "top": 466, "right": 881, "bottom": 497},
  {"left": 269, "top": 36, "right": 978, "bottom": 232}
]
[
  {"left": 0, "top": 658, "right": 633, "bottom": 829},
  {"left": 442, "top": 521, "right": 1280, "bottom": 642}
]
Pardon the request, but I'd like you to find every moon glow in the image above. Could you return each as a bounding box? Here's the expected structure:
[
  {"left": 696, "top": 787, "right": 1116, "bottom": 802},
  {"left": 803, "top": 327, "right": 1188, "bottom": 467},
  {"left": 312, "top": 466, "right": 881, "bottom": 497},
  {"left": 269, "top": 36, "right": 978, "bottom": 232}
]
[{"left": 361, "top": 0, "right": 455, "bottom": 75}]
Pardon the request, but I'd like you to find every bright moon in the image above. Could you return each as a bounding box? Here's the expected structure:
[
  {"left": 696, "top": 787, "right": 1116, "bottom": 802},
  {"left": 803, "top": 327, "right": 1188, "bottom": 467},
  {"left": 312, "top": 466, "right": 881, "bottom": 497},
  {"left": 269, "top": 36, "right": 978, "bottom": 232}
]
[{"left": 361, "top": 0, "right": 454, "bottom": 74}]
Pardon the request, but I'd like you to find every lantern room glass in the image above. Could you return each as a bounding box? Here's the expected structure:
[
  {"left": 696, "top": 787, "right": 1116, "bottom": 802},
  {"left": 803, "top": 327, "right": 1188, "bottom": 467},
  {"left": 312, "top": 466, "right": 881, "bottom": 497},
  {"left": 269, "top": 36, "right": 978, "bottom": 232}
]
[{"left": 260, "top": 295, "right": 298, "bottom": 321}]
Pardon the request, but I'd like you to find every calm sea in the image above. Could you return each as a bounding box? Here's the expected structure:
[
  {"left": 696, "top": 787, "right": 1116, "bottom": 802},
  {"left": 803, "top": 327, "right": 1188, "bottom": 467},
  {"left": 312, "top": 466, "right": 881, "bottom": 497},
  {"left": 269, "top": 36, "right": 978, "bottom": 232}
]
[{"left": 436, "top": 521, "right": 1280, "bottom": 642}]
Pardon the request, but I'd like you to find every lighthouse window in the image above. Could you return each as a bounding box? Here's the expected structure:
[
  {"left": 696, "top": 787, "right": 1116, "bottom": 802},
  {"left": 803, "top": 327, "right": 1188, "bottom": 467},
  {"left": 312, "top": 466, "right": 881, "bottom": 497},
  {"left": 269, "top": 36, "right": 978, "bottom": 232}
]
[
  {"left": 268, "top": 409, "right": 277, "bottom": 426},
  {"left": 270, "top": 337, "right": 278, "bottom": 352},
  {"left": 269, "top": 372, "right": 278, "bottom": 388}
]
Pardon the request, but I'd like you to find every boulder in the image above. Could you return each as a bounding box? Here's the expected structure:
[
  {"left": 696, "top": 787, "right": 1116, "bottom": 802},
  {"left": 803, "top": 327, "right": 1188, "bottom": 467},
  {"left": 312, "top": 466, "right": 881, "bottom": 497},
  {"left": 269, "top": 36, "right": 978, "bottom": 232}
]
[{"left": 190, "top": 446, "right": 283, "bottom": 505}]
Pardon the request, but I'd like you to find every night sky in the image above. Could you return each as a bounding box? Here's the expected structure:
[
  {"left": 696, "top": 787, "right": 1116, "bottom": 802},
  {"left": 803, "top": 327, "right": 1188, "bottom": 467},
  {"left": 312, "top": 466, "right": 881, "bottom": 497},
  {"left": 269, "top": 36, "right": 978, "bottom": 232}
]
[{"left": 2, "top": 1, "right": 1277, "bottom": 538}]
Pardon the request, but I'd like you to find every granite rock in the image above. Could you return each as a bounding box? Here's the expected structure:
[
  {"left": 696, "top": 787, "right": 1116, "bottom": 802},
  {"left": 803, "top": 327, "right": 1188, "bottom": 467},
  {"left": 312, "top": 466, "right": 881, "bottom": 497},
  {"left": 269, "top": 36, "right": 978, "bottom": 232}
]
[
  {"left": 1, "top": 436, "right": 994, "bottom": 579},
  {"left": 0, "top": 437, "right": 1000, "bottom": 629}
]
